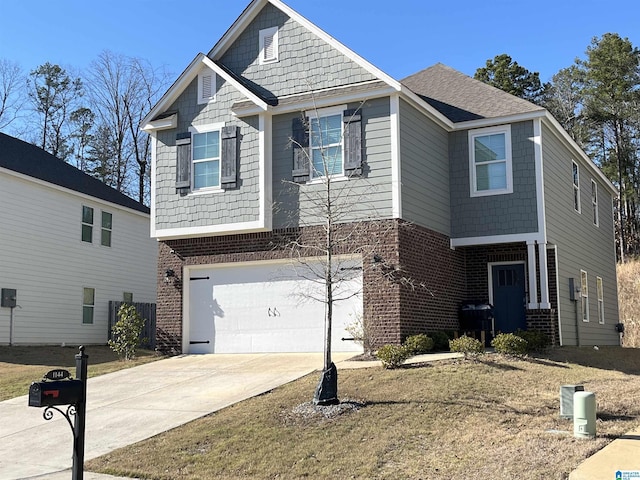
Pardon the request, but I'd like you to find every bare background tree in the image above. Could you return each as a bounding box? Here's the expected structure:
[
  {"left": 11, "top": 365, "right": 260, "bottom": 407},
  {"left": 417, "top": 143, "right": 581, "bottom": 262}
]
[{"left": 0, "top": 59, "right": 24, "bottom": 131}]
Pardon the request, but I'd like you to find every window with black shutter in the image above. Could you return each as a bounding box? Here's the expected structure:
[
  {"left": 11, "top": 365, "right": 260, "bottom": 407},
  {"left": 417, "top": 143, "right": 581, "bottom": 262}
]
[
  {"left": 175, "top": 132, "right": 191, "bottom": 194},
  {"left": 343, "top": 108, "right": 362, "bottom": 177},
  {"left": 291, "top": 116, "right": 310, "bottom": 183},
  {"left": 221, "top": 125, "right": 239, "bottom": 189}
]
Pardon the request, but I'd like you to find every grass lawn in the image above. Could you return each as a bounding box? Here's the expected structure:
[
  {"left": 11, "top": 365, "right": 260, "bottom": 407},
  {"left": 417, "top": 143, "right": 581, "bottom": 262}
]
[
  {"left": 0, "top": 345, "right": 160, "bottom": 401},
  {"left": 85, "top": 347, "right": 640, "bottom": 480}
]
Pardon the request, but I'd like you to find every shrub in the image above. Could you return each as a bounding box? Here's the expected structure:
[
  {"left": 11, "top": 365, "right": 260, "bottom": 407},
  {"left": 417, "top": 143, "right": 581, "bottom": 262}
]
[
  {"left": 491, "top": 333, "right": 528, "bottom": 356},
  {"left": 403, "top": 334, "right": 434, "bottom": 355},
  {"left": 376, "top": 344, "right": 412, "bottom": 369},
  {"left": 514, "top": 329, "right": 550, "bottom": 352},
  {"left": 449, "top": 335, "right": 484, "bottom": 357},
  {"left": 108, "top": 304, "right": 147, "bottom": 360},
  {"left": 430, "top": 331, "right": 451, "bottom": 351}
]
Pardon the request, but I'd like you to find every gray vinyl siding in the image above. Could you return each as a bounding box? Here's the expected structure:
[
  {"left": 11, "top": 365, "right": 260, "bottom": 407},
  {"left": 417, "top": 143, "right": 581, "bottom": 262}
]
[
  {"left": 399, "top": 99, "right": 450, "bottom": 235},
  {"left": 272, "top": 97, "right": 393, "bottom": 228},
  {"left": 450, "top": 121, "right": 538, "bottom": 238},
  {"left": 542, "top": 123, "right": 619, "bottom": 346},
  {"left": 154, "top": 76, "right": 261, "bottom": 231},
  {"left": 219, "top": 3, "right": 377, "bottom": 100}
]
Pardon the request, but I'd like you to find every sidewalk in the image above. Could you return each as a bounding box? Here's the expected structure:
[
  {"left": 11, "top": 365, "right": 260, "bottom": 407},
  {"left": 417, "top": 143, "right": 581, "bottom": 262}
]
[{"left": 569, "top": 426, "right": 640, "bottom": 479}]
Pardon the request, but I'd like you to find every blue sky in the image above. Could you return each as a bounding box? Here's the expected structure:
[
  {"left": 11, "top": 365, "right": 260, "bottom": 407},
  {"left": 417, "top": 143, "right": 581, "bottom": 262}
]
[{"left": 1, "top": 0, "right": 638, "bottom": 84}]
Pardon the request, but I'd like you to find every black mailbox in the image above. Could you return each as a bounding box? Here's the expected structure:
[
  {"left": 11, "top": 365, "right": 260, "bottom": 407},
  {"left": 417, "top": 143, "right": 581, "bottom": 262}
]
[{"left": 28, "top": 379, "right": 83, "bottom": 407}]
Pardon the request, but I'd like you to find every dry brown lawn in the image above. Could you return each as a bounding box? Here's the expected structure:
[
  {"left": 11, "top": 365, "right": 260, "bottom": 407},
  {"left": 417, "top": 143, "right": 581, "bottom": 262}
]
[
  {"left": 86, "top": 346, "right": 640, "bottom": 480},
  {"left": 0, "top": 345, "right": 159, "bottom": 401},
  {"left": 617, "top": 260, "right": 640, "bottom": 347}
]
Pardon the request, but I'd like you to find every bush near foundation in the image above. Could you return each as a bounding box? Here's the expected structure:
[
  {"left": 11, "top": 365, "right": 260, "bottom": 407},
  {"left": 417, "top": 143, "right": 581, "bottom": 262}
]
[
  {"left": 449, "top": 335, "right": 484, "bottom": 357},
  {"left": 403, "top": 334, "right": 434, "bottom": 355},
  {"left": 491, "top": 333, "right": 528, "bottom": 356},
  {"left": 376, "top": 344, "right": 412, "bottom": 369}
]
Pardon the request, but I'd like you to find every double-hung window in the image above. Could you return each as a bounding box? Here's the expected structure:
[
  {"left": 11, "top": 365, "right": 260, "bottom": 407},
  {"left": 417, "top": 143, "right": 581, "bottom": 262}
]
[
  {"left": 572, "top": 161, "right": 581, "bottom": 213},
  {"left": 308, "top": 106, "right": 344, "bottom": 179},
  {"left": 101, "top": 211, "right": 112, "bottom": 247},
  {"left": 81, "top": 206, "right": 93, "bottom": 243},
  {"left": 83, "top": 287, "right": 95, "bottom": 324},
  {"left": 596, "top": 276, "right": 604, "bottom": 324},
  {"left": 191, "top": 124, "right": 223, "bottom": 190},
  {"left": 469, "top": 125, "right": 512, "bottom": 196},
  {"left": 581, "top": 270, "right": 589, "bottom": 322}
]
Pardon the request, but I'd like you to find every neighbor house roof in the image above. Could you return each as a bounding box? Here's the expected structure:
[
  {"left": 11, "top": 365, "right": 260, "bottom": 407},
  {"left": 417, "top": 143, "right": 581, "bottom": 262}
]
[
  {"left": 0, "top": 132, "right": 149, "bottom": 214},
  {"left": 401, "top": 63, "right": 545, "bottom": 123}
]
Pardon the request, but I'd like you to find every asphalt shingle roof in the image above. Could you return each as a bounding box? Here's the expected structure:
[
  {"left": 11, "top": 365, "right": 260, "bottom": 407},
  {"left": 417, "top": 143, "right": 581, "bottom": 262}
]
[
  {"left": 0, "top": 132, "right": 149, "bottom": 214},
  {"left": 402, "top": 63, "right": 545, "bottom": 123}
]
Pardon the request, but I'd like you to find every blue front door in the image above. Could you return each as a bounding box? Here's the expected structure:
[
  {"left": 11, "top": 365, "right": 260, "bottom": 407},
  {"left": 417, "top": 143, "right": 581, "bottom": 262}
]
[{"left": 492, "top": 264, "right": 527, "bottom": 333}]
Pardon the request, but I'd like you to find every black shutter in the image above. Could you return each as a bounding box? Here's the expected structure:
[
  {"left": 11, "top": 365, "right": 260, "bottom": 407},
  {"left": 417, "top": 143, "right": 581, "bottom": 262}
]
[
  {"left": 221, "top": 125, "right": 239, "bottom": 189},
  {"left": 292, "top": 116, "right": 309, "bottom": 183},
  {"left": 343, "top": 108, "right": 362, "bottom": 177},
  {"left": 175, "top": 132, "right": 191, "bottom": 194}
]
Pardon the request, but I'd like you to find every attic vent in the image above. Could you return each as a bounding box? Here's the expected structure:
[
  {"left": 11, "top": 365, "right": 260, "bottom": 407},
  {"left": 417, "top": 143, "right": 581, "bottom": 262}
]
[
  {"left": 197, "top": 67, "right": 215, "bottom": 105},
  {"left": 259, "top": 27, "right": 278, "bottom": 64}
]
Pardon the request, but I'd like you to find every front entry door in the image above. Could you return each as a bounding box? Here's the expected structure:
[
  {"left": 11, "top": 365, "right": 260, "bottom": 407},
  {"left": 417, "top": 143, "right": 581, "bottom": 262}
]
[{"left": 492, "top": 264, "right": 527, "bottom": 333}]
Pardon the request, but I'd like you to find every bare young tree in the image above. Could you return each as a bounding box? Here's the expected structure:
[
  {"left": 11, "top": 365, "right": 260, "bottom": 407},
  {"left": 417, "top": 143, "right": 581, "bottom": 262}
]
[
  {"left": 279, "top": 99, "right": 432, "bottom": 404},
  {"left": 0, "top": 59, "right": 25, "bottom": 131}
]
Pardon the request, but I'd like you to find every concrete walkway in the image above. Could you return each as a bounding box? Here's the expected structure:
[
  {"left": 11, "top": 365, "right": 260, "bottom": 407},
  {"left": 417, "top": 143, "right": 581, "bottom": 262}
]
[{"left": 569, "top": 426, "right": 640, "bottom": 479}]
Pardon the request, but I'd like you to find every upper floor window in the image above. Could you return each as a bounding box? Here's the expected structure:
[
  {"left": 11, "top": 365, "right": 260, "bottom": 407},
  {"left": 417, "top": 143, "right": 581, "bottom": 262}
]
[
  {"left": 259, "top": 27, "right": 279, "bottom": 64},
  {"left": 197, "top": 67, "right": 216, "bottom": 104},
  {"left": 468, "top": 125, "right": 512, "bottom": 197},
  {"left": 591, "top": 179, "right": 599, "bottom": 226},
  {"left": 191, "top": 123, "right": 224, "bottom": 190},
  {"left": 309, "top": 107, "right": 344, "bottom": 179},
  {"left": 175, "top": 123, "right": 239, "bottom": 194},
  {"left": 596, "top": 276, "right": 604, "bottom": 324},
  {"left": 81, "top": 206, "right": 93, "bottom": 243},
  {"left": 581, "top": 270, "right": 589, "bottom": 322},
  {"left": 572, "top": 161, "right": 581, "bottom": 213},
  {"left": 101, "top": 211, "right": 112, "bottom": 247}
]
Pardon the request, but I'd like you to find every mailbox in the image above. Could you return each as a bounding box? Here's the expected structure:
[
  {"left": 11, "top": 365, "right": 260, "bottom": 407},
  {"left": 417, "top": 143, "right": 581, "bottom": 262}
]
[{"left": 28, "top": 379, "right": 83, "bottom": 407}]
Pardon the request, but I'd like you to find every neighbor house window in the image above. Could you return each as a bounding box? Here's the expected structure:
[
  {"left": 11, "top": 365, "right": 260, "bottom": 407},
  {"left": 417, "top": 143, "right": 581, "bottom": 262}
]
[
  {"left": 597, "top": 277, "right": 604, "bottom": 324},
  {"left": 123, "top": 292, "right": 133, "bottom": 303},
  {"left": 191, "top": 123, "right": 223, "bottom": 190},
  {"left": 469, "top": 125, "right": 512, "bottom": 196},
  {"left": 81, "top": 206, "right": 93, "bottom": 243},
  {"left": 197, "top": 67, "right": 216, "bottom": 104},
  {"left": 573, "top": 161, "right": 581, "bottom": 213},
  {"left": 591, "top": 180, "right": 599, "bottom": 226},
  {"left": 581, "top": 270, "right": 589, "bottom": 322},
  {"left": 101, "top": 211, "right": 112, "bottom": 247},
  {"left": 259, "top": 27, "right": 279, "bottom": 64},
  {"left": 308, "top": 106, "right": 344, "bottom": 179},
  {"left": 83, "top": 288, "right": 95, "bottom": 324}
]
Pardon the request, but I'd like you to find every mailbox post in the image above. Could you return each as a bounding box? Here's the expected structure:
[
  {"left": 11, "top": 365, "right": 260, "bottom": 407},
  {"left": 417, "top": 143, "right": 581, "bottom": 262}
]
[{"left": 28, "top": 346, "right": 88, "bottom": 480}]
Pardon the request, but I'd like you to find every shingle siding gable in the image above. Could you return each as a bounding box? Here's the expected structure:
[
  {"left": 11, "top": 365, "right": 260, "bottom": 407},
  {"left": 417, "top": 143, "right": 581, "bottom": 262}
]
[{"left": 218, "top": 3, "right": 377, "bottom": 100}]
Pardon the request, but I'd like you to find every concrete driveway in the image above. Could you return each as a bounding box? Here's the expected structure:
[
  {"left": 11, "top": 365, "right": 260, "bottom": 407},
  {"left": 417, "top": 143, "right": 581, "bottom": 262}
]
[{"left": 0, "top": 352, "right": 357, "bottom": 479}]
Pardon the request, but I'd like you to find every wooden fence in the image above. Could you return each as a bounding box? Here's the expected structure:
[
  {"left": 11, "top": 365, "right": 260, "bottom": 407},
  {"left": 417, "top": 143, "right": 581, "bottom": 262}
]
[{"left": 108, "top": 301, "right": 156, "bottom": 350}]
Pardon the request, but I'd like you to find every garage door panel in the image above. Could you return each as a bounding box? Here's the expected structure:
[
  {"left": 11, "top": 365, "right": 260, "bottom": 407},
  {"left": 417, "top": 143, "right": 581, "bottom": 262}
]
[{"left": 188, "top": 260, "right": 363, "bottom": 354}]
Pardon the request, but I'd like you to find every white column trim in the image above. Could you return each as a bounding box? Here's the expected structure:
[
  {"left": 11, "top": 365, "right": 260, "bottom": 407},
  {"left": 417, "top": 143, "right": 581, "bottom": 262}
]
[
  {"left": 533, "top": 118, "right": 547, "bottom": 241},
  {"left": 150, "top": 133, "right": 157, "bottom": 238},
  {"left": 538, "top": 242, "right": 551, "bottom": 309},
  {"left": 527, "top": 241, "right": 538, "bottom": 309},
  {"left": 390, "top": 94, "right": 402, "bottom": 218},
  {"left": 260, "top": 113, "right": 273, "bottom": 231}
]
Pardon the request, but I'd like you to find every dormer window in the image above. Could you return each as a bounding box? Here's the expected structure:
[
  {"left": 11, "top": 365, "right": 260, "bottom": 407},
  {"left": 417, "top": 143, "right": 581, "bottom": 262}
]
[
  {"left": 259, "top": 27, "right": 279, "bottom": 64},
  {"left": 197, "top": 67, "right": 216, "bottom": 104}
]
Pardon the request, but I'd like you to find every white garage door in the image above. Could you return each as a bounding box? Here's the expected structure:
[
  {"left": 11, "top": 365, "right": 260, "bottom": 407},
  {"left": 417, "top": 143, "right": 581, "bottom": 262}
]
[{"left": 186, "top": 259, "right": 363, "bottom": 354}]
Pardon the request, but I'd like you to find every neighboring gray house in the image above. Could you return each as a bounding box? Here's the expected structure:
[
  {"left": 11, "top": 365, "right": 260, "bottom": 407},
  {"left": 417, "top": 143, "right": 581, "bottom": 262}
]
[{"left": 143, "top": 0, "right": 619, "bottom": 354}]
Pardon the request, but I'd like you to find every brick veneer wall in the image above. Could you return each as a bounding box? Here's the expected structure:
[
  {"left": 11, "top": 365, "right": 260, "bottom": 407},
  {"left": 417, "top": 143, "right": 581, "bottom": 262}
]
[
  {"left": 461, "top": 242, "right": 559, "bottom": 345},
  {"left": 155, "top": 219, "right": 464, "bottom": 353}
]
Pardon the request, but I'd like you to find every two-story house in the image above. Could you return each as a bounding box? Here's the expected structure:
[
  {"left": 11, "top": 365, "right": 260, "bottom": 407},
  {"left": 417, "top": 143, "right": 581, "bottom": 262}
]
[
  {"left": 143, "top": 0, "right": 619, "bottom": 354},
  {"left": 0, "top": 133, "right": 157, "bottom": 345}
]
